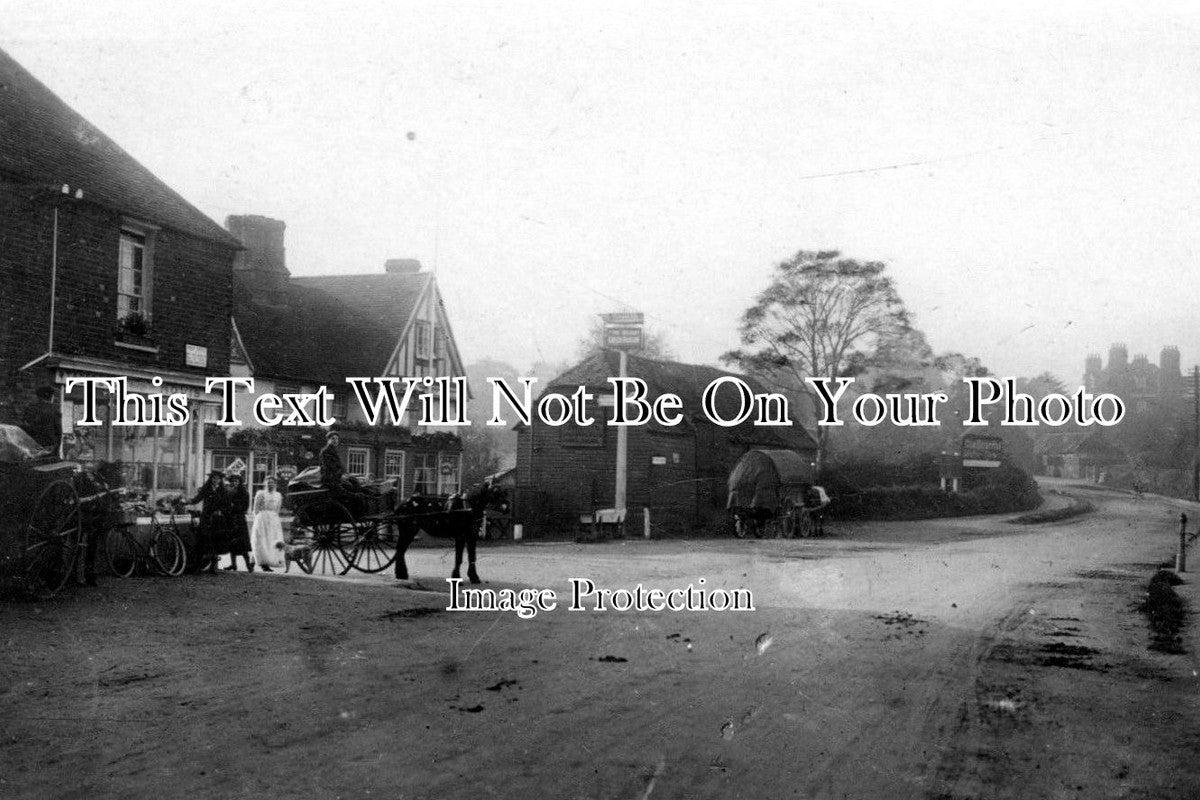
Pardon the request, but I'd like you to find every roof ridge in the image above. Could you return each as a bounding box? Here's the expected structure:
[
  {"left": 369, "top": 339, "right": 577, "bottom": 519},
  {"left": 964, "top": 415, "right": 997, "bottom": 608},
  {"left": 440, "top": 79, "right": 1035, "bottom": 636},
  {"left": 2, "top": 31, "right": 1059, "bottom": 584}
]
[{"left": 0, "top": 47, "right": 240, "bottom": 249}]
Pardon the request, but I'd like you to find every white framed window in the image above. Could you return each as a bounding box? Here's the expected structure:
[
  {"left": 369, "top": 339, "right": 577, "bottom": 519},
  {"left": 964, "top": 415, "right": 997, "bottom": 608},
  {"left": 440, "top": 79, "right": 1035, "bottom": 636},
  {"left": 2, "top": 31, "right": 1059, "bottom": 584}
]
[
  {"left": 412, "top": 452, "right": 435, "bottom": 495},
  {"left": 347, "top": 447, "right": 370, "bottom": 478},
  {"left": 437, "top": 452, "right": 462, "bottom": 495},
  {"left": 118, "top": 228, "right": 151, "bottom": 320},
  {"left": 384, "top": 449, "right": 406, "bottom": 493},
  {"left": 414, "top": 321, "right": 431, "bottom": 360}
]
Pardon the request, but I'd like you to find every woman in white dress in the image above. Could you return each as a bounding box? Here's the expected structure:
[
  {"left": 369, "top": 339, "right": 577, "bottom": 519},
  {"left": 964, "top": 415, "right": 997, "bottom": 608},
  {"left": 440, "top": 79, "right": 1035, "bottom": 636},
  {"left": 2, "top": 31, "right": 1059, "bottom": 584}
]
[{"left": 250, "top": 477, "right": 285, "bottom": 572}]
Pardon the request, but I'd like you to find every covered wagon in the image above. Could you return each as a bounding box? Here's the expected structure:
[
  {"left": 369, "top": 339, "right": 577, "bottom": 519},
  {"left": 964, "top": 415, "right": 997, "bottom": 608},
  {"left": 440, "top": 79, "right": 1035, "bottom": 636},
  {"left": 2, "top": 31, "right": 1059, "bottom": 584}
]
[{"left": 726, "top": 449, "right": 829, "bottom": 538}]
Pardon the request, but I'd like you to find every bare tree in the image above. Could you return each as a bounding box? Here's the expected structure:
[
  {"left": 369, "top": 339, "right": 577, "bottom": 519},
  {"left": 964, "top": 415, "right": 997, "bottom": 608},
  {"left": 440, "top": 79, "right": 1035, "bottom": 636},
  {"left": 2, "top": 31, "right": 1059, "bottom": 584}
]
[{"left": 722, "top": 250, "right": 914, "bottom": 468}]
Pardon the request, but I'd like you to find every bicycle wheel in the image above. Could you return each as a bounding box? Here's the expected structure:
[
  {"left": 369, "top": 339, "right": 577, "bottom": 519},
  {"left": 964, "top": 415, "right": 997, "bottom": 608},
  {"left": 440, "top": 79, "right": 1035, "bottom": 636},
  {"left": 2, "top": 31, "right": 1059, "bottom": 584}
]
[
  {"left": 105, "top": 526, "right": 137, "bottom": 578},
  {"left": 151, "top": 528, "right": 186, "bottom": 577}
]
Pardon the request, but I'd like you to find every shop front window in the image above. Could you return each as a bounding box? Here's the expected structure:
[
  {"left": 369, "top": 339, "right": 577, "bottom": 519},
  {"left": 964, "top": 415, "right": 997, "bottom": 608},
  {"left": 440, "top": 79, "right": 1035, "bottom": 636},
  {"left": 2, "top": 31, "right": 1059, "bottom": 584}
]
[{"left": 412, "top": 453, "right": 435, "bottom": 495}]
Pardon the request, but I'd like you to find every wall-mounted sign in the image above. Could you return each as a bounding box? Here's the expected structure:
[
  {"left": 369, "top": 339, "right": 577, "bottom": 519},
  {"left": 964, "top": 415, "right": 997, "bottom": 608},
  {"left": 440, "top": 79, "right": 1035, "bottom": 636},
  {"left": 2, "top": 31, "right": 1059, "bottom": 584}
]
[{"left": 186, "top": 344, "right": 208, "bottom": 368}]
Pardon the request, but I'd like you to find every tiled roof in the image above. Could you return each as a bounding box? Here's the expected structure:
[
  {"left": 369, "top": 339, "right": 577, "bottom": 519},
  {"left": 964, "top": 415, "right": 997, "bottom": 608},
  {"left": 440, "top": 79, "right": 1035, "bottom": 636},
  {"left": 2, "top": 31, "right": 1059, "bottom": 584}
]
[
  {"left": 547, "top": 351, "right": 818, "bottom": 450},
  {"left": 0, "top": 47, "right": 239, "bottom": 248},
  {"left": 232, "top": 275, "right": 397, "bottom": 385},
  {"left": 291, "top": 272, "right": 431, "bottom": 346}
]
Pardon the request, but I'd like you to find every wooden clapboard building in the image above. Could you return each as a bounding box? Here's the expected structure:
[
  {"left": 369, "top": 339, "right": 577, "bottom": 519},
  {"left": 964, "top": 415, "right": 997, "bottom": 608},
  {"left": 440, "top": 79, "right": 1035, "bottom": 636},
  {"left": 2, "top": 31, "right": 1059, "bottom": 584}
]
[{"left": 514, "top": 351, "right": 818, "bottom": 534}]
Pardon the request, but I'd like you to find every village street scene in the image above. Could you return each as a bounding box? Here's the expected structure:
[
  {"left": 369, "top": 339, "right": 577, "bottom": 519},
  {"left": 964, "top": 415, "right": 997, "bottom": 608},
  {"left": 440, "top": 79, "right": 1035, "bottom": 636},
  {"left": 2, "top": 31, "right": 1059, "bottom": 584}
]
[{"left": 3, "top": 4, "right": 1200, "bottom": 799}]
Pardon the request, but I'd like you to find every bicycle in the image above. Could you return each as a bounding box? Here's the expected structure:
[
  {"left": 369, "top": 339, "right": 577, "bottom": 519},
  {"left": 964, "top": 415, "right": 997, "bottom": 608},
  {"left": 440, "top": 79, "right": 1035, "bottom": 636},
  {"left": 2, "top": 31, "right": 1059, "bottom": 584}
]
[{"left": 104, "top": 503, "right": 187, "bottom": 578}]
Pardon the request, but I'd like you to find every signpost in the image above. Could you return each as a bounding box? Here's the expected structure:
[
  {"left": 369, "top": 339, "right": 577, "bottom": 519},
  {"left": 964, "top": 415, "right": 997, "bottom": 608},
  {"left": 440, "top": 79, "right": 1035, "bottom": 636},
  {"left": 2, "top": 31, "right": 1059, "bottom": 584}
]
[
  {"left": 961, "top": 434, "right": 1004, "bottom": 469},
  {"left": 601, "top": 310, "right": 644, "bottom": 517}
]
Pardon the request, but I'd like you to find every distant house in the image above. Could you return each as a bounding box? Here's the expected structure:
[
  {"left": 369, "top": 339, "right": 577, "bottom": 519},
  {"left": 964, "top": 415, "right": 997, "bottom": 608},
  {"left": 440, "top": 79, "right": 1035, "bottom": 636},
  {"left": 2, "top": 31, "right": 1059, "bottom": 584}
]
[
  {"left": 514, "top": 351, "right": 819, "bottom": 534},
  {"left": 213, "top": 215, "right": 468, "bottom": 498},
  {"left": 0, "top": 46, "right": 241, "bottom": 496},
  {"left": 1034, "top": 432, "right": 1126, "bottom": 481}
]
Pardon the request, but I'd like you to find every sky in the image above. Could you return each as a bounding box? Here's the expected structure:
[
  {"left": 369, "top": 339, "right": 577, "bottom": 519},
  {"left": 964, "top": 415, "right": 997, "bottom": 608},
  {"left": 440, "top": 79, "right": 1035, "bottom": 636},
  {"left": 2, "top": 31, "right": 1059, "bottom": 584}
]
[{"left": 3, "top": 1, "right": 1199, "bottom": 385}]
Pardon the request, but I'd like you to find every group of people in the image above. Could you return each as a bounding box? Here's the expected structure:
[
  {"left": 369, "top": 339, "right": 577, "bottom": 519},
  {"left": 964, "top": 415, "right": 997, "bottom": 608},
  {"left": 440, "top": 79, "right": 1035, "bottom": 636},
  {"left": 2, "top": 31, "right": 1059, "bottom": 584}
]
[{"left": 188, "top": 472, "right": 286, "bottom": 573}]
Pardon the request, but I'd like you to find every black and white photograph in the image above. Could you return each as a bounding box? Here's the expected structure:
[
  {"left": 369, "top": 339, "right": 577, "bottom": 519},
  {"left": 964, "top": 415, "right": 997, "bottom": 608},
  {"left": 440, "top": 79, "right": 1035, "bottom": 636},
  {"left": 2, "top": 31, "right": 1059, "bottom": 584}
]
[{"left": 2, "top": 2, "right": 1200, "bottom": 797}]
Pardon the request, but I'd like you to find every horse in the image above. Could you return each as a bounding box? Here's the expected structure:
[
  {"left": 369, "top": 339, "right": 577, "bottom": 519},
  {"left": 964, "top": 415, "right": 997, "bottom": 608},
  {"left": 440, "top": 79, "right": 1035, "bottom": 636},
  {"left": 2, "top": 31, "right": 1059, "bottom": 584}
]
[{"left": 392, "top": 486, "right": 488, "bottom": 584}]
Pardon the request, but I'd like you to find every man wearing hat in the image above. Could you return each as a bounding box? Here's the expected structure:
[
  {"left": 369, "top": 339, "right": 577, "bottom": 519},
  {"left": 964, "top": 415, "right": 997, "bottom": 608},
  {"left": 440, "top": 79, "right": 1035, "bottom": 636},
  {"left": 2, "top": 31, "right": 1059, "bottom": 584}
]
[
  {"left": 188, "top": 470, "right": 231, "bottom": 574},
  {"left": 22, "top": 385, "right": 61, "bottom": 457},
  {"left": 319, "top": 430, "right": 348, "bottom": 490},
  {"left": 319, "top": 430, "right": 368, "bottom": 516}
]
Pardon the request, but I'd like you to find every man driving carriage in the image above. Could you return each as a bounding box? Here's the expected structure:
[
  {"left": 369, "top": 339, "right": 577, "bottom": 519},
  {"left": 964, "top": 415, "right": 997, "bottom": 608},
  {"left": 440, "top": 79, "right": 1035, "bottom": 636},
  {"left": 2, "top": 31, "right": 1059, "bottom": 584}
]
[{"left": 318, "top": 431, "right": 383, "bottom": 517}]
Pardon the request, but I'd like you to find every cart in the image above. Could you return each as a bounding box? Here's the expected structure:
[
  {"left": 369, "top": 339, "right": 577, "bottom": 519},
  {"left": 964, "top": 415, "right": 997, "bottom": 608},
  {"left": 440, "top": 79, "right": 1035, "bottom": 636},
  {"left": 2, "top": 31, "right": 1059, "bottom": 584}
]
[
  {"left": 285, "top": 467, "right": 400, "bottom": 575},
  {"left": 726, "top": 449, "right": 830, "bottom": 539},
  {"left": 0, "top": 425, "right": 118, "bottom": 598},
  {"left": 286, "top": 467, "right": 488, "bottom": 582}
]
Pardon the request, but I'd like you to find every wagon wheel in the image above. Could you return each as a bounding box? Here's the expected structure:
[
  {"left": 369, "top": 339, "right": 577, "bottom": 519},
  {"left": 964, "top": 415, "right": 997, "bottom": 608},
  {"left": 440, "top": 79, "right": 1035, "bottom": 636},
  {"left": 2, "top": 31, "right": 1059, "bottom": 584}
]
[
  {"left": 293, "top": 501, "right": 356, "bottom": 576},
  {"left": 762, "top": 517, "right": 782, "bottom": 539},
  {"left": 795, "top": 507, "right": 816, "bottom": 538},
  {"left": 24, "top": 479, "right": 82, "bottom": 598},
  {"left": 782, "top": 502, "right": 798, "bottom": 539},
  {"left": 346, "top": 518, "right": 399, "bottom": 574},
  {"left": 741, "top": 516, "right": 760, "bottom": 539}
]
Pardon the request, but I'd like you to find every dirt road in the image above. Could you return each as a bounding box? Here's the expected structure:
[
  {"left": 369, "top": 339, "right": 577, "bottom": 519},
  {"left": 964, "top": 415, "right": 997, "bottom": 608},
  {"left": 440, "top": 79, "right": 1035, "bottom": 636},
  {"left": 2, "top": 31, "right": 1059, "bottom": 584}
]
[{"left": 2, "top": 481, "right": 1198, "bottom": 799}]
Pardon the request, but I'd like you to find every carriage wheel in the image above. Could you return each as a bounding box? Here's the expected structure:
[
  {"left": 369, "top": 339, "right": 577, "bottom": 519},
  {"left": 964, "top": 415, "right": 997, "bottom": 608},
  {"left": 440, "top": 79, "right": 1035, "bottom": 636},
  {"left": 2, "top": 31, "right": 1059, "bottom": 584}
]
[
  {"left": 293, "top": 501, "right": 355, "bottom": 576},
  {"left": 24, "top": 479, "right": 82, "bottom": 598},
  {"left": 346, "top": 520, "right": 398, "bottom": 574}
]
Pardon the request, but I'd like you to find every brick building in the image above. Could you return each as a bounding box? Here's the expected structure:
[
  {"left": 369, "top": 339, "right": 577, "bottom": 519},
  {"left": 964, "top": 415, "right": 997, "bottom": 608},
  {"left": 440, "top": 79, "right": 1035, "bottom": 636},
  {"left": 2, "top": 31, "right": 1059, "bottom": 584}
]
[
  {"left": 1084, "top": 344, "right": 1183, "bottom": 411},
  {"left": 212, "top": 215, "right": 467, "bottom": 498},
  {"left": 0, "top": 47, "right": 241, "bottom": 495},
  {"left": 514, "top": 351, "right": 818, "bottom": 534}
]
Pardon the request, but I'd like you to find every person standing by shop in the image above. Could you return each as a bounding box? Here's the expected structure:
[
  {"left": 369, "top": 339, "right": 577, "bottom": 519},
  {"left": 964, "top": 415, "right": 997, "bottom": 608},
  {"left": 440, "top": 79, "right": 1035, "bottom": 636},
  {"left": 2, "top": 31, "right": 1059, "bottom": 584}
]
[
  {"left": 21, "top": 386, "right": 61, "bottom": 457},
  {"left": 188, "top": 471, "right": 229, "bottom": 574},
  {"left": 224, "top": 474, "right": 254, "bottom": 572},
  {"left": 250, "top": 476, "right": 285, "bottom": 572}
]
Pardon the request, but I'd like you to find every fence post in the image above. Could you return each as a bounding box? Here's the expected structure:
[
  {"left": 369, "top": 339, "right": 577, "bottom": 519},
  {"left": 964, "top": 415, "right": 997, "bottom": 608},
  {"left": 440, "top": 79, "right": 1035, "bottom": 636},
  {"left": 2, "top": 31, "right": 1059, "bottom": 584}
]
[
  {"left": 513, "top": 523, "right": 523, "bottom": 542},
  {"left": 1177, "top": 513, "right": 1187, "bottom": 573},
  {"left": 643, "top": 507, "right": 651, "bottom": 539}
]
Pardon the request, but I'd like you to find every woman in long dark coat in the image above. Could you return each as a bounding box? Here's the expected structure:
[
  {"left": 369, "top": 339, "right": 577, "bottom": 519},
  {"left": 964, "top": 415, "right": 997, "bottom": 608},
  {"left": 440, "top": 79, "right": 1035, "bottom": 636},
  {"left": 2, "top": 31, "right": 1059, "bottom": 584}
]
[
  {"left": 224, "top": 474, "right": 254, "bottom": 572},
  {"left": 188, "top": 471, "right": 230, "bottom": 574}
]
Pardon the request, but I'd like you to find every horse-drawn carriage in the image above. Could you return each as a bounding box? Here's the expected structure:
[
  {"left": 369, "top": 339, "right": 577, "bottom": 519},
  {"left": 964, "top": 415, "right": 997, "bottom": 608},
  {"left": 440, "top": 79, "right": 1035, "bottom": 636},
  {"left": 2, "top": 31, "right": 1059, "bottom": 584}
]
[
  {"left": 726, "top": 448, "right": 830, "bottom": 539},
  {"left": 0, "top": 425, "right": 118, "bottom": 598},
  {"left": 285, "top": 467, "right": 485, "bottom": 583}
]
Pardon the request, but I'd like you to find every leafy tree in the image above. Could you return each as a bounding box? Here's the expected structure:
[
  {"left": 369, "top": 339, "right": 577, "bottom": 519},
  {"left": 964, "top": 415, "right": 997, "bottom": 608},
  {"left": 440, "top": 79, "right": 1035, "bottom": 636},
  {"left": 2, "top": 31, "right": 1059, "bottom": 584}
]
[{"left": 722, "top": 250, "right": 915, "bottom": 467}]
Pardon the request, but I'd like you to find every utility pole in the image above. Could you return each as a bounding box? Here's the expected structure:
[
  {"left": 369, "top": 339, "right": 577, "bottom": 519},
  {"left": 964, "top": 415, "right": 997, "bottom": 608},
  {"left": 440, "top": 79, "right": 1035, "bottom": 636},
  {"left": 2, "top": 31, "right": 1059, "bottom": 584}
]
[
  {"left": 1193, "top": 366, "right": 1198, "bottom": 502},
  {"left": 600, "top": 312, "right": 644, "bottom": 520}
]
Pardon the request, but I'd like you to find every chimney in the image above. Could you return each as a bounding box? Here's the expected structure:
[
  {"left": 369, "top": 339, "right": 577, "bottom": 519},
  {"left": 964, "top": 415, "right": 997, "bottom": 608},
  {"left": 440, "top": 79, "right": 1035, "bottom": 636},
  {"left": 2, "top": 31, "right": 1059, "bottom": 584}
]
[
  {"left": 385, "top": 258, "right": 423, "bottom": 274},
  {"left": 226, "top": 215, "right": 290, "bottom": 305}
]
